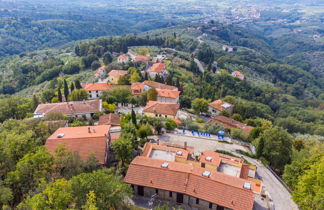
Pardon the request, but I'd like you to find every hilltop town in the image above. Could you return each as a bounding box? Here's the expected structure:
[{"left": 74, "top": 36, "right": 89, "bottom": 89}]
[{"left": 0, "top": 0, "right": 323, "bottom": 208}]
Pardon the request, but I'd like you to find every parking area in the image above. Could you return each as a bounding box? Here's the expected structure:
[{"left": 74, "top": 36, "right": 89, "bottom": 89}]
[{"left": 158, "top": 133, "right": 249, "bottom": 153}]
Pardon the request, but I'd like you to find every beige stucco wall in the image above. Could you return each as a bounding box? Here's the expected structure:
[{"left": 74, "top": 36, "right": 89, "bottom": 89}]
[
  {"left": 132, "top": 185, "right": 229, "bottom": 210},
  {"left": 144, "top": 112, "right": 175, "bottom": 119}
]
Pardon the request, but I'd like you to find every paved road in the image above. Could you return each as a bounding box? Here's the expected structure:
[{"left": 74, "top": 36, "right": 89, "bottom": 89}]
[
  {"left": 243, "top": 156, "right": 299, "bottom": 210},
  {"left": 159, "top": 133, "right": 299, "bottom": 210}
]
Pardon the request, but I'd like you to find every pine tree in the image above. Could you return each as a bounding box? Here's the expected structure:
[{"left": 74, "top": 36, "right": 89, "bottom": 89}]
[
  {"left": 75, "top": 80, "right": 82, "bottom": 89},
  {"left": 63, "top": 79, "right": 69, "bottom": 101},
  {"left": 144, "top": 72, "right": 148, "bottom": 81},
  {"left": 58, "top": 88, "right": 63, "bottom": 102}
]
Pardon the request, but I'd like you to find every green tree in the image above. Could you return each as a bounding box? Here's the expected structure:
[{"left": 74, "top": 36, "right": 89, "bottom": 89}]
[
  {"left": 58, "top": 87, "right": 63, "bottom": 102},
  {"left": 63, "top": 79, "right": 69, "bottom": 102},
  {"left": 165, "top": 119, "right": 177, "bottom": 130},
  {"left": 70, "top": 83, "right": 75, "bottom": 93},
  {"left": 292, "top": 156, "right": 324, "bottom": 210},
  {"left": 102, "top": 102, "right": 116, "bottom": 113},
  {"left": 32, "top": 95, "right": 39, "bottom": 110},
  {"left": 62, "top": 62, "right": 80, "bottom": 74},
  {"left": 70, "top": 169, "right": 132, "bottom": 209},
  {"left": 256, "top": 127, "right": 292, "bottom": 171},
  {"left": 147, "top": 88, "right": 158, "bottom": 101},
  {"left": 82, "top": 191, "right": 98, "bottom": 210},
  {"left": 137, "top": 124, "right": 153, "bottom": 139},
  {"left": 112, "top": 138, "right": 134, "bottom": 167},
  {"left": 192, "top": 98, "right": 208, "bottom": 115},
  {"left": 103, "top": 52, "right": 113, "bottom": 65},
  {"left": 131, "top": 109, "right": 137, "bottom": 126},
  {"left": 70, "top": 89, "right": 88, "bottom": 101},
  {"left": 101, "top": 88, "right": 132, "bottom": 105},
  {"left": 42, "top": 89, "right": 56, "bottom": 103},
  {"left": 18, "top": 178, "right": 73, "bottom": 210},
  {"left": 5, "top": 147, "right": 53, "bottom": 204},
  {"left": 130, "top": 72, "right": 141, "bottom": 83},
  {"left": 75, "top": 80, "right": 82, "bottom": 89},
  {"left": 91, "top": 60, "right": 101, "bottom": 70},
  {"left": 231, "top": 113, "right": 243, "bottom": 122},
  {"left": 0, "top": 181, "right": 12, "bottom": 207}
]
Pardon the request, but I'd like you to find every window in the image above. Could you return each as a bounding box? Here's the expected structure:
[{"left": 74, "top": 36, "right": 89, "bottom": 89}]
[
  {"left": 155, "top": 114, "right": 158, "bottom": 117},
  {"left": 169, "top": 191, "right": 172, "bottom": 197},
  {"left": 155, "top": 189, "right": 159, "bottom": 194},
  {"left": 165, "top": 115, "right": 167, "bottom": 118},
  {"left": 209, "top": 203, "right": 213, "bottom": 209},
  {"left": 96, "top": 91, "right": 98, "bottom": 93},
  {"left": 196, "top": 198, "right": 199, "bottom": 204},
  {"left": 96, "top": 94, "right": 99, "bottom": 97}
]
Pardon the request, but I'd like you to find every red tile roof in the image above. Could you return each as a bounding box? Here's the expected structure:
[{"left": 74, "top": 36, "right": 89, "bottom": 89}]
[
  {"left": 135, "top": 56, "right": 149, "bottom": 63},
  {"left": 83, "top": 83, "right": 110, "bottom": 91},
  {"left": 131, "top": 82, "right": 144, "bottom": 95},
  {"left": 232, "top": 71, "right": 245, "bottom": 80},
  {"left": 156, "top": 88, "right": 180, "bottom": 99},
  {"left": 118, "top": 55, "right": 129, "bottom": 60},
  {"left": 143, "top": 101, "right": 179, "bottom": 116},
  {"left": 108, "top": 70, "right": 128, "bottom": 78},
  {"left": 98, "top": 113, "right": 120, "bottom": 126},
  {"left": 209, "top": 116, "right": 254, "bottom": 134},
  {"left": 95, "top": 66, "right": 106, "bottom": 77},
  {"left": 34, "top": 100, "right": 101, "bottom": 117},
  {"left": 46, "top": 125, "right": 110, "bottom": 164},
  {"left": 125, "top": 156, "right": 254, "bottom": 210},
  {"left": 143, "top": 80, "right": 177, "bottom": 90},
  {"left": 147, "top": 63, "right": 166, "bottom": 73},
  {"left": 209, "top": 99, "right": 234, "bottom": 112}
]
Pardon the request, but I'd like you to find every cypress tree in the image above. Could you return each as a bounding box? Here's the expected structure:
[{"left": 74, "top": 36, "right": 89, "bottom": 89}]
[
  {"left": 70, "top": 83, "right": 75, "bottom": 93},
  {"left": 63, "top": 79, "right": 69, "bottom": 101},
  {"left": 75, "top": 80, "right": 82, "bottom": 89},
  {"left": 32, "top": 95, "right": 39, "bottom": 110},
  {"left": 58, "top": 88, "right": 63, "bottom": 102},
  {"left": 131, "top": 109, "right": 137, "bottom": 126}
]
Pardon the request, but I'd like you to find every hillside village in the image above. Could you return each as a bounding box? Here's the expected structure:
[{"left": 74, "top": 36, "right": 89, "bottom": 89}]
[
  {"left": 0, "top": 20, "right": 323, "bottom": 210},
  {"left": 29, "top": 45, "right": 298, "bottom": 210}
]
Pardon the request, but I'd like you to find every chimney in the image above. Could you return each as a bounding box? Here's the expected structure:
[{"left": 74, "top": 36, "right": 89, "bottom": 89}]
[{"left": 88, "top": 127, "right": 91, "bottom": 133}]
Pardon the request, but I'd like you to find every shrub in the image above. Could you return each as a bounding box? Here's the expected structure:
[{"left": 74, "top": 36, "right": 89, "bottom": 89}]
[{"left": 165, "top": 119, "right": 177, "bottom": 130}]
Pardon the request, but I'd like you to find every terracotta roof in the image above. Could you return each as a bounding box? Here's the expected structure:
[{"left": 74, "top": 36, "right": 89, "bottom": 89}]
[
  {"left": 156, "top": 88, "right": 180, "bottom": 99},
  {"left": 131, "top": 82, "right": 144, "bottom": 95},
  {"left": 98, "top": 113, "right": 120, "bottom": 126},
  {"left": 209, "top": 99, "right": 234, "bottom": 112},
  {"left": 143, "top": 80, "right": 177, "bottom": 90},
  {"left": 118, "top": 55, "right": 129, "bottom": 60},
  {"left": 108, "top": 70, "right": 128, "bottom": 77},
  {"left": 46, "top": 125, "right": 110, "bottom": 164},
  {"left": 83, "top": 83, "right": 110, "bottom": 91},
  {"left": 95, "top": 66, "right": 106, "bottom": 77},
  {"left": 232, "top": 71, "right": 245, "bottom": 79},
  {"left": 135, "top": 56, "right": 149, "bottom": 62},
  {"left": 143, "top": 101, "right": 179, "bottom": 116},
  {"left": 209, "top": 116, "right": 254, "bottom": 134},
  {"left": 147, "top": 63, "right": 166, "bottom": 73},
  {"left": 34, "top": 100, "right": 101, "bottom": 116},
  {"left": 125, "top": 156, "right": 254, "bottom": 210}
]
